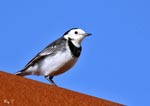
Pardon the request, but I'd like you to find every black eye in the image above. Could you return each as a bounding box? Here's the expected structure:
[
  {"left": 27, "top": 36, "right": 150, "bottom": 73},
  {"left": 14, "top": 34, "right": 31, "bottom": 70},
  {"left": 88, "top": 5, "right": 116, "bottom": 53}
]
[{"left": 74, "top": 31, "right": 78, "bottom": 34}]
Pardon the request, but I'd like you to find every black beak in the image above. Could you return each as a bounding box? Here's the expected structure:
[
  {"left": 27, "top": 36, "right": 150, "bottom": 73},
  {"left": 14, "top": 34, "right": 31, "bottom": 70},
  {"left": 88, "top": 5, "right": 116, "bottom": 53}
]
[{"left": 85, "top": 33, "right": 92, "bottom": 36}]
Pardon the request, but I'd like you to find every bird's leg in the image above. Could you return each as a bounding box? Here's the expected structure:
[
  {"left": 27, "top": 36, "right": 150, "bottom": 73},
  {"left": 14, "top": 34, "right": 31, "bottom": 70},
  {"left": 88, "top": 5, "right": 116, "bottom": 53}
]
[{"left": 45, "top": 76, "right": 57, "bottom": 86}]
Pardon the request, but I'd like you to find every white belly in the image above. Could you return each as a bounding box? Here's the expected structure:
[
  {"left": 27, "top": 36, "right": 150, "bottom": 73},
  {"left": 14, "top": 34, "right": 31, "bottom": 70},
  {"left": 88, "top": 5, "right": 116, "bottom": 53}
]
[
  {"left": 40, "top": 51, "right": 78, "bottom": 76},
  {"left": 27, "top": 48, "right": 78, "bottom": 76}
]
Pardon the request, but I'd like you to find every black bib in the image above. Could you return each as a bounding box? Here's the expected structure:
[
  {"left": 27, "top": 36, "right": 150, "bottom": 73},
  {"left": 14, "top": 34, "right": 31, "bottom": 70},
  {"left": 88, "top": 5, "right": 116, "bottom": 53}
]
[{"left": 68, "top": 38, "right": 82, "bottom": 57}]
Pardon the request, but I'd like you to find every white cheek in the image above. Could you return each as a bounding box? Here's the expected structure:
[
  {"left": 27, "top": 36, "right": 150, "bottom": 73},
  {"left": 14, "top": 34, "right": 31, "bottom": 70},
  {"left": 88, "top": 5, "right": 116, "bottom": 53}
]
[
  {"left": 64, "top": 34, "right": 85, "bottom": 47},
  {"left": 73, "top": 35, "right": 85, "bottom": 44},
  {"left": 64, "top": 34, "right": 70, "bottom": 39}
]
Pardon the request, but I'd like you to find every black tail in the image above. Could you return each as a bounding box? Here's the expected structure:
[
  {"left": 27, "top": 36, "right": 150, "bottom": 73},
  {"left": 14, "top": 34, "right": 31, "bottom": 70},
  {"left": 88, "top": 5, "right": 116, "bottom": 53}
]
[{"left": 15, "top": 70, "right": 29, "bottom": 76}]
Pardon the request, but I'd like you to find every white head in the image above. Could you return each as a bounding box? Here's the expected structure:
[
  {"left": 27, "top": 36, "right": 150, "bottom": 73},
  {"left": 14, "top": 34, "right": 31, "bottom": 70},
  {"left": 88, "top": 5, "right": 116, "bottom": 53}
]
[{"left": 63, "top": 28, "right": 91, "bottom": 47}]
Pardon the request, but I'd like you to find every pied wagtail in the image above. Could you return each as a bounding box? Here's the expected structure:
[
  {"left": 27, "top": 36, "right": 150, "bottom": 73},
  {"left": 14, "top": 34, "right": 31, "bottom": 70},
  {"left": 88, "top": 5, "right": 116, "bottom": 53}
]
[{"left": 15, "top": 28, "right": 91, "bottom": 86}]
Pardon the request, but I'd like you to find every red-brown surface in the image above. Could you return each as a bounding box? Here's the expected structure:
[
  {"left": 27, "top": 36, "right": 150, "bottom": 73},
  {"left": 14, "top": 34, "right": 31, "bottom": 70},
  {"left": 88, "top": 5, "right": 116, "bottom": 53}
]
[{"left": 0, "top": 71, "right": 124, "bottom": 106}]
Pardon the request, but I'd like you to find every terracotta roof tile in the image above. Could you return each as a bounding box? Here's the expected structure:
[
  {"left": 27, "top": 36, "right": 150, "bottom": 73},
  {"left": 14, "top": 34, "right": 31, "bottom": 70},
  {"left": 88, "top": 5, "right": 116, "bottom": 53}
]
[{"left": 0, "top": 71, "right": 124, "bottom": 106}]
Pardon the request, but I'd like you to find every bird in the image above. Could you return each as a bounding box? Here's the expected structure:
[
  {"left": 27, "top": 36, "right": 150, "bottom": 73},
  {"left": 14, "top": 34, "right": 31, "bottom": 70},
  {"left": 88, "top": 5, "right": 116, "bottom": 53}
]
[{"left": 15, "top": 28, "right": 91, "bottom": 86}]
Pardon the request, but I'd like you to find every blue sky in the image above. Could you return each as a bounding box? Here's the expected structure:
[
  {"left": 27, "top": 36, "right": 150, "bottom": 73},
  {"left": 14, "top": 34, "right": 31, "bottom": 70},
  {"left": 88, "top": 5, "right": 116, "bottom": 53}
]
[{"left": 0, "top": 0, "right": 150, "bottom": 105}]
